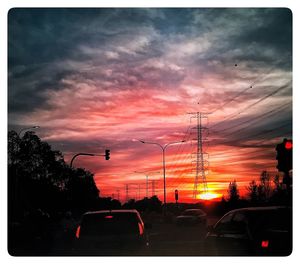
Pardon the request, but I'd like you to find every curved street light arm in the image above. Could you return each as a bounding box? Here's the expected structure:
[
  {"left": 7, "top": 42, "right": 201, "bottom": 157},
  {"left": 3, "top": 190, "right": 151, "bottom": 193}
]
[
  {"left": 139, "top": 140, "right": 163, "bottom": 150},
  {"left": 70, "top": 153, "right": 95, "bottom": 168},
  {"left": 163, "top": 140, "right": 186, "bottom": 150}
]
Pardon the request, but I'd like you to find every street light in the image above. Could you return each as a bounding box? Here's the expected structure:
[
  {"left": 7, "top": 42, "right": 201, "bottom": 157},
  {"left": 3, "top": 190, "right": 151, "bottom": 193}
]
[
  {"left": 139, "top": 140, "right": 185, "bottom": 207},
  {"left": 18, "top": 126, "right": 40, "bottom": 137}
]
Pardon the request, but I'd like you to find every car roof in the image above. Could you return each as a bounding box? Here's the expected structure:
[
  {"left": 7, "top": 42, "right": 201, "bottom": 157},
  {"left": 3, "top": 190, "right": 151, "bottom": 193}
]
[
  {"left": 226, "top": 206, "right": 290, "bottom": 214},
  {"left": 83, "top": 209, "right": 139, "bottom": 215}
]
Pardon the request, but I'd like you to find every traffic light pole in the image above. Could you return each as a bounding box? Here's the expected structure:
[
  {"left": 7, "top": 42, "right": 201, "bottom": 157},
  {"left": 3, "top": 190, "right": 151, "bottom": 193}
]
[
  {"left": 276, "top": 139, "right": 292, "bottom": 189},
  {"left": 70, "top": 152, "right": 106, "bottom": 167}
]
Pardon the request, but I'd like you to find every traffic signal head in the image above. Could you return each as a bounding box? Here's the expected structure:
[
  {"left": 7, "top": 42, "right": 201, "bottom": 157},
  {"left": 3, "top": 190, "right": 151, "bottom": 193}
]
[
  {"left": 105, "top": 149, "right": 110, "bottom": 160},
  {"left": 276, "top": 139, "right": 292, "bottom": 174},
  {"left": 175, "top": 189, "right": 179, "bottom": 201},
  {"left": 285, "top": 140, "right": 293, "bottom": 150}
]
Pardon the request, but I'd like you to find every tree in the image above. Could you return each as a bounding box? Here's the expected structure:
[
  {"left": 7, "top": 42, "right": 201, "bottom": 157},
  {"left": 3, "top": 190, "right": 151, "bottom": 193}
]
[
  {"left": 227, "top": 180, "right": 239, "bottom": 203},
  {"left": 8, "top": 130, "right": 100, "bottom": 218},
  {"left": 65, "top": 168, "right": 100, "bottom": 212},
  {"left": 259, "top": 170, "right": 271, "bottom": 201},
  {"left": 246, "top": 180, "right": 258, "bottom": 203},
  {"left": 273, "top": 174, "right": 282, "bottom": 192}
]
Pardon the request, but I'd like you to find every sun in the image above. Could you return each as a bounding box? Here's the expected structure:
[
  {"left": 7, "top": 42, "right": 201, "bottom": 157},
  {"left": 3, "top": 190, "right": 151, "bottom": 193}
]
[{"left": 198, "top": 192, "right": 221, "bottom": 200}]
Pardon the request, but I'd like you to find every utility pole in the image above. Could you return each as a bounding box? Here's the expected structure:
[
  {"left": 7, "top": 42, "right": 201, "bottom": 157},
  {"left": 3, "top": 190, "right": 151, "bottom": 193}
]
[
  {"left": 151, "top": 180, "right": 156, "bottom": 196},
  {"left": 189, "top": 112, "right": 210, "bottom": 199},
  {"left": 133, "top": 170, "right": 160, "bottom": 198},
  {"left": 138, "top": 184, "right": 141, "bottom": 200},
  {"left": 125, "top": 184, "right": 129, "bottom": 202},
  {"left": 116, "top": 189, "right": 120, "bottom": 201},
  {"left": 146, "top": 175, "right": 148, "bottom": 198}
]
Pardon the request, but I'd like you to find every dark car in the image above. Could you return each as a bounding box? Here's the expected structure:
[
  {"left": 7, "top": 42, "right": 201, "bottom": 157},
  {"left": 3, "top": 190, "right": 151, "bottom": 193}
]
[
  {"left": 175, "top": 209, "right": 207, "bottom": 226},
  {"left": 74, "top": 209, "right": 149, "bottom": 255},
  {"left": 205, "top": 206, "right": 292, "bottom": 256}
]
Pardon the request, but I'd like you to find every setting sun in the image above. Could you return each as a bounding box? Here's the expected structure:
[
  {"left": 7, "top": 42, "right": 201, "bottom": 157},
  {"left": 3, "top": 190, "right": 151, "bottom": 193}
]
[{"left": 198, "top": 192, "right": 221, "bottom": 200}]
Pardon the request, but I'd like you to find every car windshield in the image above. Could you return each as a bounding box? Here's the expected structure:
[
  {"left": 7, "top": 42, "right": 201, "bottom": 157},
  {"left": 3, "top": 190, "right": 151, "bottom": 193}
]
[
  {"left": 183, "top": 210, "right": 204, "bottom": 216},
  {"left": 80, "top": 212, "right": 140, "bottom": 237},
  {"left": 247, "top": 208, "right": 292, "bottom": 235}
]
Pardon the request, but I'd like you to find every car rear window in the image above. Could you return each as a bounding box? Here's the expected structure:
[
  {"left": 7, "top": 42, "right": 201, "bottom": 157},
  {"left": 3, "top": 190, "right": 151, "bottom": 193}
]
[
  {"left": 80, "top": 212, "right": 140, "bottom": 237},
  {"left": 247, "top": 208, "right": 292, "bottom": 235}
]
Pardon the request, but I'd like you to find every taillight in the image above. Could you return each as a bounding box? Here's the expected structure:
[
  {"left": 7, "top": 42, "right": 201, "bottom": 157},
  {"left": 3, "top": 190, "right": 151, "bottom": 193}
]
[
  {"left": 105, "top": 215, "right": 113, "bottom": 219},
  {"left": 76, "top": 225, "right": 81, "bottom": 239},
  {"left": 261, "top": 240, "right": 269, "bottom": 248},
  {"left": 138, "top": 222, "right": 144, "bottom": 236}
]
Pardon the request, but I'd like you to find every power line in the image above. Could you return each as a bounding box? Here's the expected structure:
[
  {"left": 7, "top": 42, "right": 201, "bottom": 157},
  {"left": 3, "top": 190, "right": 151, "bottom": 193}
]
[
  {"left": 209, "top": 61, "right": 284, "bottom": 114},
  {"left": 210, "top": 81, "right": 291, "bottom": 130},
  {"left": 212, "top": 101, "right": 291, "bottom": 135},
  {"left": 212, "top": 121, "right": 291, "bottom": 147}
]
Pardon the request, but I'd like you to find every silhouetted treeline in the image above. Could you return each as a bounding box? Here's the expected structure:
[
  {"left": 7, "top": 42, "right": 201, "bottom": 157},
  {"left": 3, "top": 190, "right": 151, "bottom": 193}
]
[
  {"left": 204, "top": 172, "right": 292, "bottom": 217},
  {"left": 8, "top": 130, "right": 101, "bottom": 220},
  {"left": 122, "top": 196, "right": 162, "bottom": 212},
  {"left": 8, "top": 130, "right": 120, "bottom": 255}
]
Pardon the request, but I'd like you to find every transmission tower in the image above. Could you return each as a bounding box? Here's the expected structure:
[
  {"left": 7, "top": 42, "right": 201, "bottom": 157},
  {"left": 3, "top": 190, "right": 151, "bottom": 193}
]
[{"left": 189, "top": 112, "right": 209, "bottom": 199}]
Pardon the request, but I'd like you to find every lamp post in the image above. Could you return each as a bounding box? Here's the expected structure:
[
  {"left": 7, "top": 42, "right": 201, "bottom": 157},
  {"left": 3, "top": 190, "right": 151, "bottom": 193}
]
[
  {"left": 18, "top": 126, "right": 40, "bottom": 137},
  {"left": 139, "top": 140, "right": 185, "bottom": 207}
]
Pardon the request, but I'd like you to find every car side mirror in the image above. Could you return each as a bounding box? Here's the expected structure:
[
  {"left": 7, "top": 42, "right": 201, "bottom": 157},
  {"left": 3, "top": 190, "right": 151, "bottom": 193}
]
[{"left": 145, "top": 223, "right": 152, "bottom": 229}]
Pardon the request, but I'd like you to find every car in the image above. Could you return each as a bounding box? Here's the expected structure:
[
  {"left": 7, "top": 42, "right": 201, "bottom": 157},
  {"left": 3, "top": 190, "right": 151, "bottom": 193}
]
[
  {"left": 175, "top": 209, "right": 207, "bottom": 226},
  {"left": 74, "top": 209, "right": 150, "bottom": 255},
  {"left": 205, "top": 206, "right": 292, "bottom": 256}
]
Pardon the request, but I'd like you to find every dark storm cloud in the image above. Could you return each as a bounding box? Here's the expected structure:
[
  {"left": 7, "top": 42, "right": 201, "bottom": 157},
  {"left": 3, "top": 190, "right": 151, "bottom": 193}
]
[
  {"left": 8, "top": 8, "right": 292, "bottom": 116},
  {"left": 8, "top": 8, "right": 169, "bottom": 113},
  {"left": 190, "top": 8, "right": 292, "bottom": 72}
]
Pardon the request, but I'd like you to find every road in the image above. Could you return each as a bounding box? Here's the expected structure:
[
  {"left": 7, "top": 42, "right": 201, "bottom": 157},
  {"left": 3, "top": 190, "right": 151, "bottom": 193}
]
[
  {"left": 17, "top": 214, "right": 219, "bottom": 256},
  {"left": 140, "top": 216, "right": 218, "bottom": 256}
]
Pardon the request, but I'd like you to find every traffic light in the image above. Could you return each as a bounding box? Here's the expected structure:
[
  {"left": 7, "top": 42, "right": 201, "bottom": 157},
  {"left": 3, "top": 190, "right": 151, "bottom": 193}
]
[
  {"left": 105, "top": 149, "right": 110, "bottom": 160},
  {"left": 276, "top": 138, "right": 292, "bottom": 174},
  {"left": 175, "top": 189, "right": 179, "bottom": 201}
]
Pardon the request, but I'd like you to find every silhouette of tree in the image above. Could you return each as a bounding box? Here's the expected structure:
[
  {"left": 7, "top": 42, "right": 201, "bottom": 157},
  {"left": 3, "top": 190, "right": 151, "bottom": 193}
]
[
  {"left": 123, "top": 199, "right": 136, "bottom": 209},
  {"left": 8, "top": 130, "right": 100, "bottom": 218},
  {"left": 65, "top": 168, "right": 99, "bottom": 212},
  {"left": 269, "top": 173, "right": 290, "bottom": 205},
  {"left": 8, "top": 130, "right": 103, "bottom": 255},
  {"left": 122, "top": 196, "right": 162, "bottom": 212},
  {"left": 273, "top": 174, "right": 282, "bottom": 192},
  {"left": 259, "top": 170, "right": 271, "bottom": 201},
  {"left": 246, "top": 180, "right": 258, "bottom": 204},
  {"left": 227, "top": 180, "right": 239, "bottom": 203}
]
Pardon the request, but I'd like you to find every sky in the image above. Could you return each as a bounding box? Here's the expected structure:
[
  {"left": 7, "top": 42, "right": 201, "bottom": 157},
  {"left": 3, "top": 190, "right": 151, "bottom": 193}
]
[{"left": 8, "top": 8, "right": 292, "bottom": 203}]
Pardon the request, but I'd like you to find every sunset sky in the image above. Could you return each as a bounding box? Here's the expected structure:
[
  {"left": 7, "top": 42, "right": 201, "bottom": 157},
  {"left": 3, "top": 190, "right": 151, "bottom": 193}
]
[{"left": 8, "top": 8, "right": 292, "bottom": 203}]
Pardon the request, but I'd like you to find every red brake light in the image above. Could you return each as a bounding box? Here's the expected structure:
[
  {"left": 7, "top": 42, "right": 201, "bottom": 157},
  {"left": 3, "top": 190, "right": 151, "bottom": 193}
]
[
  {"left": 105, "top": 215, "right": 113, "bottom": 219},
  {"left": 261, "top": 240, "right": 269, "bottom": 248},
  {"left": 138, "top": 222, "right": 144, "bottom": 235},
  {"left": 76, "top": 225, "right": 81, "bottom": 239}
]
